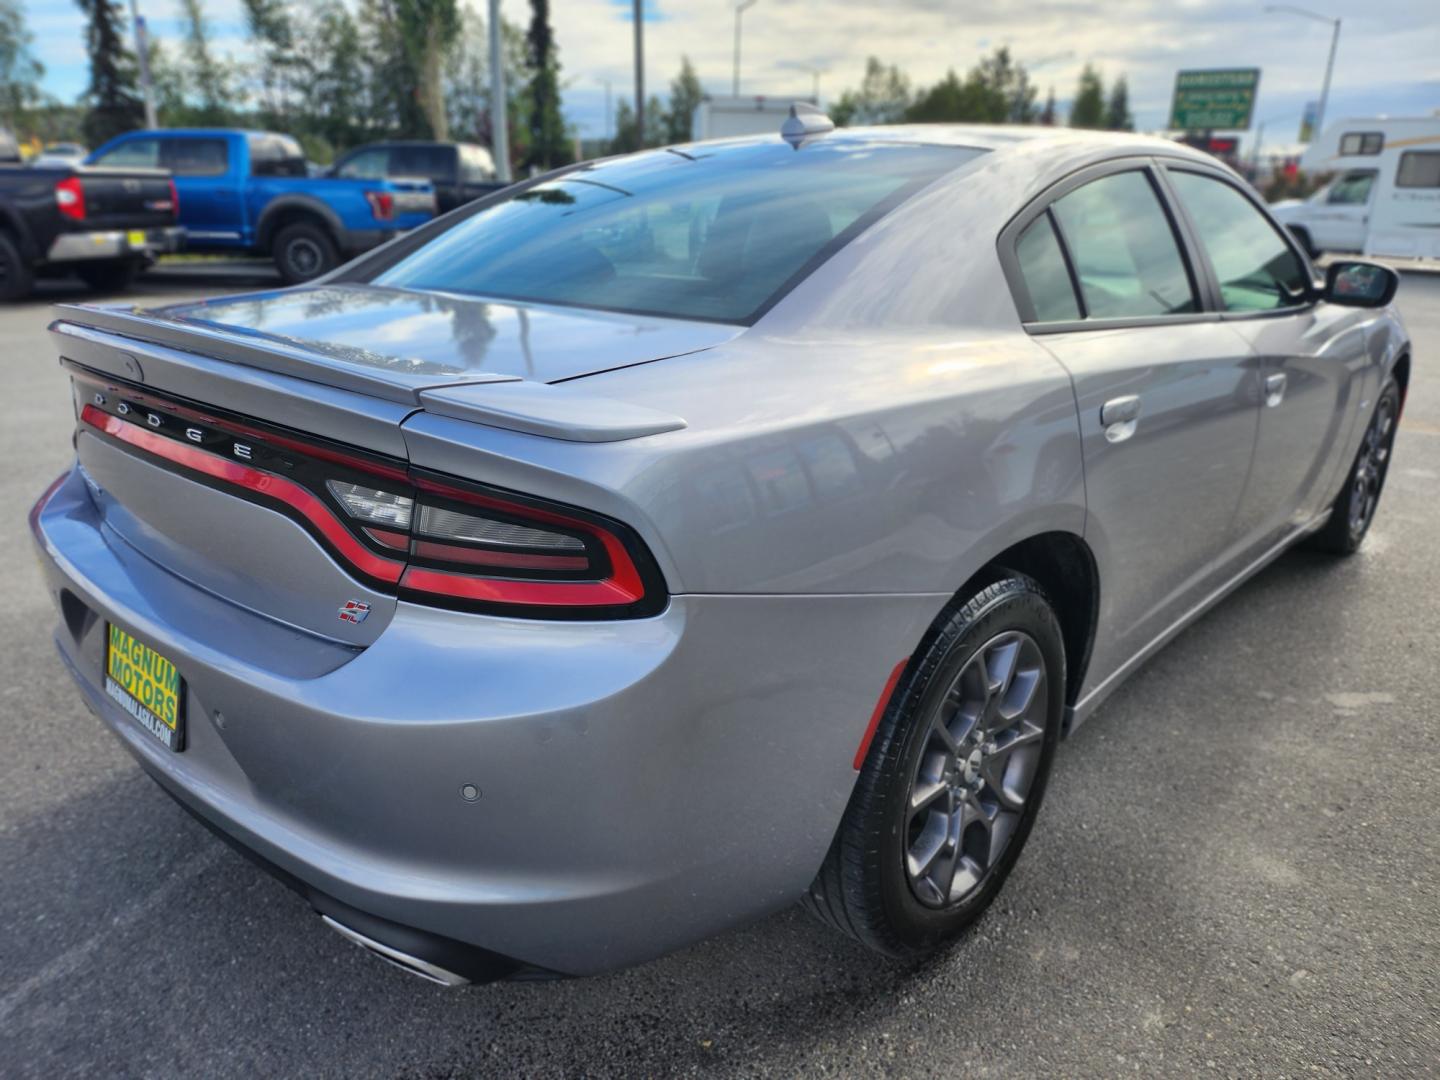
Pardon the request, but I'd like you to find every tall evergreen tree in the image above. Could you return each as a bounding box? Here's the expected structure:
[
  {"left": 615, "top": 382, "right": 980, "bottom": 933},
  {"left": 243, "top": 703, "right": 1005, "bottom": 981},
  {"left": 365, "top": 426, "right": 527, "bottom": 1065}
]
[
  {"left": 76, "top": 0, "right": 144, "bottom": 146},
  {"left": 179, "top": 0, "right": 232, "bottom": 125},
  {"left": 1039, "top": 87, "right": 1056, "bottom": 126},
  {"left": 1068, "top": 64, "right": 1106, "bottom": 129},
  {"left": 523, "top": 0, "right": 569, "bottom": 169},
  {"left": 242, "top": 0, "right": 296, "bottom": 128},
  {"left": 663, "top": 56, "right": 703, "bottom": 145},
  {"left": 0, "top": 0, "right": 44, "bottom": 130},
  {"left": 294, "top": 0, "right": 368, "bottom": 153},
  {"left": 1104, "top": 75, "right": 1133, "bottom": 131},
  {"left": 830, "top": 57, "right": 911, "bottom": 127}
]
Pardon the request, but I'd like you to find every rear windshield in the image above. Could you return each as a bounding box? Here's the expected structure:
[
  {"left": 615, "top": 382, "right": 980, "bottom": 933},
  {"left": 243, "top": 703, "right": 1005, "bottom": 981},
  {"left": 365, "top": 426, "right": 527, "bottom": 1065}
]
[{"left": 373, "top": 139, "right": 980, "bottom": 324}]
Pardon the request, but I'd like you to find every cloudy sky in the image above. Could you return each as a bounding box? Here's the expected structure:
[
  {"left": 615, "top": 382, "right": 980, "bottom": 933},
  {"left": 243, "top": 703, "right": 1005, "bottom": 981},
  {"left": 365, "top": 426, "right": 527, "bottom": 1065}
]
[{"left": 21, "top": 0, "right": 1440, "bottom": 152}]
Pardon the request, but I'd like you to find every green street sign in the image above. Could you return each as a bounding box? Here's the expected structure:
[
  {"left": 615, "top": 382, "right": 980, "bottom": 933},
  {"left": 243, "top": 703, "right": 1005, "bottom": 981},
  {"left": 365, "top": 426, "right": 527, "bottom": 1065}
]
[{"left": 1169, "top": 68, "right": 1261, "bottom": 131}]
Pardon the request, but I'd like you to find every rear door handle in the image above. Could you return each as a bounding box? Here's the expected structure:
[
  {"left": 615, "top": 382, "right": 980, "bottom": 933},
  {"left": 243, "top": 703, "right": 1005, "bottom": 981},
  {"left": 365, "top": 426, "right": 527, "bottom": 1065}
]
[
  {"left": 1100, "top": 395, "right": 1141, "bottom": 443},
  {"left": 1264, "top": 372, "right": 1287, "bottom": 407}
]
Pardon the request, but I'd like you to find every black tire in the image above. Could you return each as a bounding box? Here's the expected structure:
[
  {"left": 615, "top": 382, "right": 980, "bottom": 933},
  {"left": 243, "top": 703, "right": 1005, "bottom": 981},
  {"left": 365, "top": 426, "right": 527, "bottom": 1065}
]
[
  {"left": 1288, "top": 225, "right": 1319, "bottom": 260},
  {"left": 804, "top": 574, "right": 1066, "bottom": 958},
  {"left": 75, "top": 257, "right": 142, "bottom": 293},
  {"left": 0, "top": 231, "right": 34, "bottom": 301},
  {"left": 1307, "top": 375, "right": 1401, "bottom": 555},
  {"left": 273, "top": 221, "right": 339, "bottom": 284}
]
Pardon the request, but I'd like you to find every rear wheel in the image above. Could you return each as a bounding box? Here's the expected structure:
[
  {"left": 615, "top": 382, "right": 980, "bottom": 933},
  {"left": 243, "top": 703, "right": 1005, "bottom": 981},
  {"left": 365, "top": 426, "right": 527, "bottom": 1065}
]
[
  {"left": 0, "top": 232, "right": 33, "bottom": 301},
  {"left": 1308, "top": 375, "right": 1401, "bottom": 554},
  {"left": 804, "top": 574, "right": 1065, "bottom": 958},
  {"left": 273, "top": 221, "right": 339, "bottom": 284},
  {"left": 75, "top": 257, "right": 142, "bottom": 293}
]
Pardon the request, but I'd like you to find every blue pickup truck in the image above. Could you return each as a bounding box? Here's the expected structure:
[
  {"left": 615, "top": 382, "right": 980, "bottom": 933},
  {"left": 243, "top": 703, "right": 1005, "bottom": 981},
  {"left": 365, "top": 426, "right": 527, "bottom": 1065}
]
[{"left": 86, "top": 129, "right": 436, "bottom": 283}]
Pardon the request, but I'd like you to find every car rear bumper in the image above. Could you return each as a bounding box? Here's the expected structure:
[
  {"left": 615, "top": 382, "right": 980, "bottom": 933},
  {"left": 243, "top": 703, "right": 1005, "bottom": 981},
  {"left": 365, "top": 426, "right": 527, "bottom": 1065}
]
[
  {"left": 47, "top": 225, "right": 184, "bottom": 262},
  {"left": 32, "top": 464, "right": 941, "bottom": 976}
]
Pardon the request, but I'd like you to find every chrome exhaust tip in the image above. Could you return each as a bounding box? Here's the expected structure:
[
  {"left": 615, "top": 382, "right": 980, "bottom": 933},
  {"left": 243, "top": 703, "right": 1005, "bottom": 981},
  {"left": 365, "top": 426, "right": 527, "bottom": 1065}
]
[{"left": 321, "top": 915, "right": 471, "bottom": 986}]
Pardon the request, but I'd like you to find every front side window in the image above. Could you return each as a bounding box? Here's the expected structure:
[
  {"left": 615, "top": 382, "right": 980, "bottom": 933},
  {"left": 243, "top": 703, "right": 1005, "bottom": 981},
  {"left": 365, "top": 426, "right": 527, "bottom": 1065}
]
[
  {"left": 1014, "top": 212, "right": 1080, "bottom": 322},
  {"left": 1048, "top": 170, "right": 1196, "bottom": 318},
  {"left": 1339, "top": 132, "right": 1384, "bottom": 155},
  {"left": 1169, "top": 170, "right": 1309, "bottom": 312},
  {"left": 1396, "top": 151, "right": 1440, "bottom": 189},
  {"left": 93, "top": 138, "right": 160, "bottom": 169},
  {"left": 374, "top": 140, "right": 980, "bottom": 324},
  {"left": 336, "top": 148, "right": 390, "bottom": 180},
  {"left": 1326, "top": 170, "right": 1378, "bottom": 205},
  {"left": 161, "top": 138, "right": 229, "bottom": 177}
]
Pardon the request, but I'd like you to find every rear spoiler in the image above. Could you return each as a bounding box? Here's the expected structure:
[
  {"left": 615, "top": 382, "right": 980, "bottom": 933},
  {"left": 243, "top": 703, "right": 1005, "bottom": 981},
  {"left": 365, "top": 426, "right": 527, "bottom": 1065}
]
[{"left": 49, "top": 305, "right": 687, "bottom": 444}]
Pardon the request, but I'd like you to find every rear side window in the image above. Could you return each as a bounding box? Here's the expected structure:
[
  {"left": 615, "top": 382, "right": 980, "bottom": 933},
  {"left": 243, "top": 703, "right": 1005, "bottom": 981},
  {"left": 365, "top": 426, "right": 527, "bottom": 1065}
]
[
  {"left": 374, "top": 140, "right": 980, "bottom": 324},
  {"left": 93, "top": 138, "right": 160, "bottom": 168},
  {"left": 336, "top": 148, "right": 389, "bottom": 179},
  {"left": 161, "top": 138, "right": 229, "bottom": 177},
  {"left": 249, "top": 134, "right": 307, "bottom": 177},
  {"left": 1396, "top": 151, "right": 1440, "bottom": 189},
  {"left": 1049, "top": 171, "right": 1196, "bottom": 318},
  {"left": 1169, "top": 171, "right": 1309, "bottom": 312},
  {"left": 1339, "top": 132, "right": 1384, "bottom": 155},
  {"left": 1015, "top": 213, "right": 1080, "bottom": 322}
]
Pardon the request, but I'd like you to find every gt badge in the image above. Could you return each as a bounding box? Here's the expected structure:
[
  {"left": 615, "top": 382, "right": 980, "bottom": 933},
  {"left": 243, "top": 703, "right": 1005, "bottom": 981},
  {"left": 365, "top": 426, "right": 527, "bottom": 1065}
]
[{"left": 338, "top": 600, "right": 371, "bottom": 624}]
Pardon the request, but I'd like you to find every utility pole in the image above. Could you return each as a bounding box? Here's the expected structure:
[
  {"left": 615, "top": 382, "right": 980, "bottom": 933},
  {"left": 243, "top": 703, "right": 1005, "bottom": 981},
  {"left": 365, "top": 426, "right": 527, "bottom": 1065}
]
[
  {"left": 1263, "top": 5, "right": 1342, "bottom": 137},
  {"left": 633, "top": 0, "right": 645, "bottom": 147},
  {"left": 128, "top": 0, "right": 158, "bottom": 129},
  {"left": 488, "top": 0, "right": 511, "bottom": 182},
  {"left": 596, "top": 78, "right": 613, "bottom": 142},
  {"left": 732, "top": 0, "right": 758, "bottom": 96}
]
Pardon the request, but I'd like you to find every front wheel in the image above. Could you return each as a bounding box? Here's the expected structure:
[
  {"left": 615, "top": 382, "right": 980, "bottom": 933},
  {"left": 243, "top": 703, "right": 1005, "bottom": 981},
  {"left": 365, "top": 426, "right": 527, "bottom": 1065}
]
[
  {"left": 804, "top": 574, "right": 1065, "bottom": 958},
  {"left": 273, "top": 222, "right": 339, "bottom": 284},
  {"left": 1308, "top": 375, "right": 1401, "bottom": 554}
]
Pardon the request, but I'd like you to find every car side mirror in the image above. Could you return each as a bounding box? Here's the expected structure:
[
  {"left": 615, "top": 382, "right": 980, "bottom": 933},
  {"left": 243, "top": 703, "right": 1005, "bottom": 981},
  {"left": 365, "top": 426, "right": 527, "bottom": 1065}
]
[{"left": 1324, "top": 260, "right": 1399, "bottom": 308}]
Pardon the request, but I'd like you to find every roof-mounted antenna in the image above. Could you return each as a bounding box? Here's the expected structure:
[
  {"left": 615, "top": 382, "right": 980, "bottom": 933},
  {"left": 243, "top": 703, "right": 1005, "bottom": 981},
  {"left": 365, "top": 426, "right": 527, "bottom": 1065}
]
[{"left": 781, "top": 101, "right": 835, "bottom": 149}]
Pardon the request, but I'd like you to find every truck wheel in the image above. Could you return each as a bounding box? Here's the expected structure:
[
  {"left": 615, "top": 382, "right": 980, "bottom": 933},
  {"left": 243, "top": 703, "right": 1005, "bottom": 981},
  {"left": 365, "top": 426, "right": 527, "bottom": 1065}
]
[
  {"left": 76, "top": 258, "right": 142, "bottom": 293},
  {"left": 274, "top": 222, "right": 339, "bottom": 284},
  {"left": 0, "top": 232, "right": 33, "bottom": 301}
]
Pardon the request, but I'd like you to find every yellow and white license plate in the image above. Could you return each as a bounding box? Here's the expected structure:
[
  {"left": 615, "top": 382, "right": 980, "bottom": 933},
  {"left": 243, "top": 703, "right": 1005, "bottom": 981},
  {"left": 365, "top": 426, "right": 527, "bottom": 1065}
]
[
  {"left": 104, "top": 624, "right": 185, "bottom": 751},
  {"left": 126, "top": 229, "right": 148, "bottom": 248}
]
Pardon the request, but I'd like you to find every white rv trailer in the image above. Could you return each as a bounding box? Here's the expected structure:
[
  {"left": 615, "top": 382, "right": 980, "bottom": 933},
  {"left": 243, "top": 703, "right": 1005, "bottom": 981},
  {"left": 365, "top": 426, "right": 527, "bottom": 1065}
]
[{"left": 1270, "top": 115, "right": 1440, "bottom": 260}]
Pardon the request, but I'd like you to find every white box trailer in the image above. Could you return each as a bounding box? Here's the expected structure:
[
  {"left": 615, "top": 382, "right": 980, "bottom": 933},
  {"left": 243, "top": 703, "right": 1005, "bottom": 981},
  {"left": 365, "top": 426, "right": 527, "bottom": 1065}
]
[
  {"left": 692, "top": 96, "right": 816, "bottom": 141},
  {"left": 1271, "top": 116, "right": 1440, "bottom": 260}
]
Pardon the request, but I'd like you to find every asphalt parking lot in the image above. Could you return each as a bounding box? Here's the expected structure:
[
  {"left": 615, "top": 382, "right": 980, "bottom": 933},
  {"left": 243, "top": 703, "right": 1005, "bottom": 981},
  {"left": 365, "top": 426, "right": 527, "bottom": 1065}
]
[{"left": 2, "top": 270, "right": 1437, "bottom": 1078}]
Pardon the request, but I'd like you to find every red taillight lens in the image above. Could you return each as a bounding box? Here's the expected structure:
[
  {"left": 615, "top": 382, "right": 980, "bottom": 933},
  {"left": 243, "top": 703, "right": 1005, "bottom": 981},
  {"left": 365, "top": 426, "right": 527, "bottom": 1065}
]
[
  {"left": 168, "top": 178, "right": 179, "bottom": 218},
  {"left": 55, "top": 177, "right": 85, "bottom": 221},
  {"left": 365, "top": 191, "right": 394, "bottom": 221},
  {"left": 72, "top": 368, "right": 665, "bottom": 620}
]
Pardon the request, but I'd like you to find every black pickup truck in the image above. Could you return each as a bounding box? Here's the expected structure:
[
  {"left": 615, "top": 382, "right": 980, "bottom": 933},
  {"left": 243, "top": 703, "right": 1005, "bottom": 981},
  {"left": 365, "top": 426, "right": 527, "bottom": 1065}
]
[
  {"left": 0, "top": 164, "right": 182, "bottom": 300},
  {"left": 328, "top": 141, "right": 505, "bottom": 213}
]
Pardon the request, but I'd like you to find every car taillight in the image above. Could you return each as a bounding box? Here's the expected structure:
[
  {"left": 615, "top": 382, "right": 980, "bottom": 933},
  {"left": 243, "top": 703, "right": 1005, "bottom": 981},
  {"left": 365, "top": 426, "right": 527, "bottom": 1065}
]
[
  {"left": 168, "top": 178, "right": 179, "bottom": 217},
  {"left": 55, "top": 177, "right": 85, "bottom": 221},
  {"left": 365, "top": 191, "right": 394, "bottom": 221},
  {"left": 72, "top": 368, "right": 665, "bottom": 620}
]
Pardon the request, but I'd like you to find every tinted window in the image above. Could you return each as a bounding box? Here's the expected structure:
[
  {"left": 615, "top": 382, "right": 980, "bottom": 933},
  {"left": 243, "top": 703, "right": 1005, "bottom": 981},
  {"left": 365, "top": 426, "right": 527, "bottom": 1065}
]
[
  {"left": 1015, "top": 212, "right": 1080, "bottom": 322},
  {"left": 1049, "top": 171, "right": 1196, "bottom": 318},
  {"left": 1326, "top": 170, "right": 1377, "bottom": 205},
  {"left": 1339, "top": 132, "right": 1383, "bottom": 155},
  {"left": 1169, "top": 171, "right": 1309, "bottom": 312},
  {"left": 161, "top": 138, "right": 228, "bottom": 176},
  {"left": 93, "top": 138, "right": 160, "bottom": 168},
  {"left": 337, "top": 148, "right": 389, "bottom": 179},
  {"left": 1397, "top": 151, "right": 1440, "bottom": 189},
  {"left": 374, "top": 141, "right": 979, "bottom": 324},
  {"left": 392, "top": 145, "right": 455, "bottom": 180}
]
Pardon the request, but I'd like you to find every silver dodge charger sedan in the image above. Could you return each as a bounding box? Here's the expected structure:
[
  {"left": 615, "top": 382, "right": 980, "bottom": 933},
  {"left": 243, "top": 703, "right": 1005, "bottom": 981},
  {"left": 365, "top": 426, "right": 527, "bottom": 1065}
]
[{"left": 31, "top": 116, "right": 1409, "bottom": 984}]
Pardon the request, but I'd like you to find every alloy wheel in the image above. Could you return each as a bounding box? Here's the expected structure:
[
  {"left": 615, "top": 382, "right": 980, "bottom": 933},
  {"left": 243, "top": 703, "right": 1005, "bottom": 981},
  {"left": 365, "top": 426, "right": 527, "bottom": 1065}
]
[
  {"left": 286, "top": 238, "right": 323, "bottom": 279},
  {"left": 1349, "top": 392, "right": 1397, "bottom": 539},
  {"left": 904, "top": 630, "right": 1048, "bottom": 908}
]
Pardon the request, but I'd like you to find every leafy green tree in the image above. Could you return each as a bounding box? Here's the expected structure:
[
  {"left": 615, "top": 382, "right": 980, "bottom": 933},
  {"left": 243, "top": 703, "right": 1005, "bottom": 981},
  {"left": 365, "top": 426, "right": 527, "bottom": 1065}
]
[
  {"left": 0, "top": 0, "right": 43, "bottom": 131},
  {"left": 830, "top": 57, "right": 910, "bottom": 126},
  {"left": 1104, "top": 75, "right": 1133, "bottom": 131},
  {"left": 397, "top": 0, "right": 459, "bottom": 140},
  {"left": 522, "top": 0, "right": 569, "bottom": 168},
  {"left": 609, "top": 94, "right": 663, "bottom": 153},
  {"left": 242, "top": 0, "right": 296, "bottom": 128},
  {"left": 357, "top": 0, "right": 427, "bottom": 137},
  {"left": 76, "top": 0, "right": 145, "bottom": 146},
  {"left": 179, "top": 0, "right": 234, "bottom": 125},
  {"left": 663, "top": 56, "right": 703, "bottom": 145},
  {"left": 1069, "top": 64, "right": 1105, "bottom": 129},
  {"left": 976, "top": 46, "right": 1036, "bottom": 123},
  {"left": 292, "top": 0, "right": 368, "bottom": 153},
  {"left": 444, "top": 11, "right": 528, "bottom": 165},
  {"left": 902, "top": 48, "right": 1035, "bottom": 125}
]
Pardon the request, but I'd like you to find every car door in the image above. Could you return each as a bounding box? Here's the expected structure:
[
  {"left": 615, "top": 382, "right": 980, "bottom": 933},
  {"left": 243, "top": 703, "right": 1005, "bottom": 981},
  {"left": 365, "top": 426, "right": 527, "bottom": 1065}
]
[
  {"left": 159, "top": 135, "right": 241, "bottom": 246},
  {"left": 1002, "top": 161, "right": 1262, "bottom": 690},
  {"left": 1309, "top": 169, "right": 1377, "bottom": 252},
  {"left": 1164, "top": 165, "right": 1372, "bottom": 547},
  {"left": 392, "top": 145, "right": 459, "bottom": 211}
]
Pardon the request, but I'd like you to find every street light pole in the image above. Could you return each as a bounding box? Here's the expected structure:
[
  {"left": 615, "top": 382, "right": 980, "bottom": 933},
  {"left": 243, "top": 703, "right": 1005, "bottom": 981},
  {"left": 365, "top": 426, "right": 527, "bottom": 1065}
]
[
  {"left": 488, "top": 0, "right": 511, "bottom": 182},
  {"left": 127, "top": 0, "right": 158, "bottom": 129},
  {"left": 634, "top": 0, "right": 645, "bottom": 147},
  {"left": 732, "top": 0, "right": 758, "bottom": 97},
  {"left": 1264, "top": 5, "right": 1342, "bottom": 137}
]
